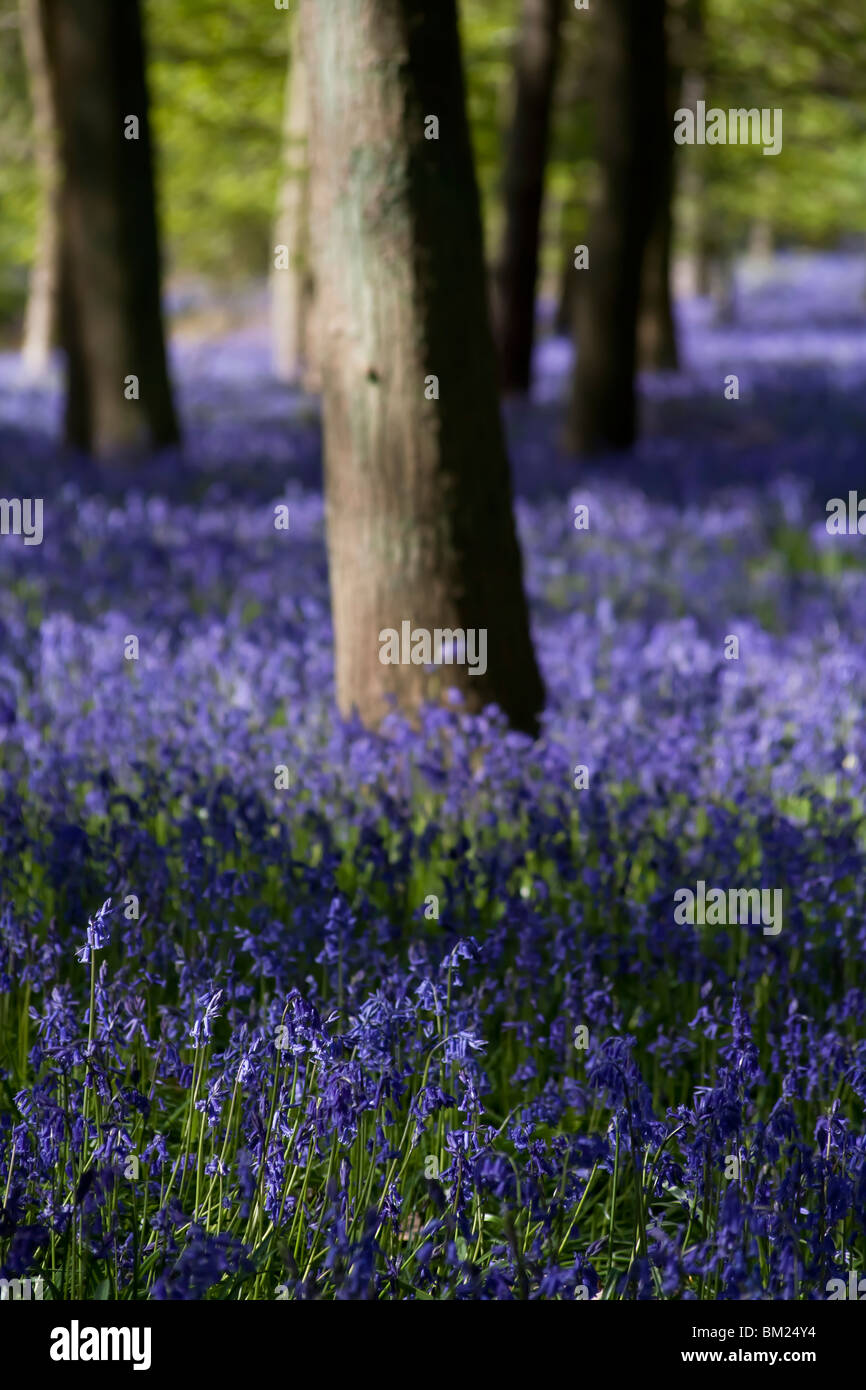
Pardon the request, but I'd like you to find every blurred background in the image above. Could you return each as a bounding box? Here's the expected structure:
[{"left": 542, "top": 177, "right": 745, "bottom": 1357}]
[{"left": 1, "top": 0, "right": 864, "bottom": 377}]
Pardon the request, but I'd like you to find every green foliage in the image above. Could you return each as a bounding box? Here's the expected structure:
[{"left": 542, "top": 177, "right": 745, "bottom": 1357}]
[
  {"left": 0, "top": 1, "right": 37, "bottom": 328},
  {"left": 146, "top": 0, "right": 288, "bottom": 281},
  {"left": 691, "top": 0, "right": 866, "bottom": 246},
  {"left": 461, "top": 0, "right": 593, "bottom": 287},
  {"left": 1, "top": 0, "right": 866, "bottom": 328}
]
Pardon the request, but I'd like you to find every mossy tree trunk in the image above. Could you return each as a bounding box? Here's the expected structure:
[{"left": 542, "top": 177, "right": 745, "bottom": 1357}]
[{"left": 301, "top": 0, "right": 544, "bottom": 734}]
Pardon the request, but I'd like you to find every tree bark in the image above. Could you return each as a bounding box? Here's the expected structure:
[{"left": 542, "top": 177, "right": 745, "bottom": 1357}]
[
  {"left": 40, "top": 0, "right": 179, "bottom": 458},
  {"left": 747, "top": 219, "right": 774, "bottom": 260},
  {"left": 567, "top": 0, "right": 669, "bottom": 455},
  {"left": 19, "top": 0, "right": 60, "bottom": 377},
  {"left": 637, "top": 12, "right": 679, "bottom": 373},
  {"left": 492, "top": 0, "right": 564, "bottom": 395},
  {"left": 555, "top": 238, "right": 576, "bottom": 336},
  {"left": 270, "top": 12, "right": 318, "bottom": 389},
  {"left": 300, "top": 0, "right": 544, "bottom": 735},
  {"left": 637, "top": 188, "right": 678, "bottom": 370},
  {"left": 674, "top": 0, "right": 710, "bottom": 297}
]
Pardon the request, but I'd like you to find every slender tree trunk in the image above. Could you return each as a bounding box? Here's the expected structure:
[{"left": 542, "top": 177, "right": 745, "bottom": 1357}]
[
  {"left": 555, "top": 237, "right": 577, "bottom": 335},
  {"left": 270, "top": 12, "right": 318, "bottom": 388},
  {"left": 747, "top": 219, "right": 774, "bottom": 260},
  {"left": 638, "top": 190, "right": 678, "bottom": 369},
  {"left": 694, "top": 236, "right": 713, "bottom": 296},
  {"left": 637, "top": 25, "right": 679, "bottom": 372},
  {"left": 677, "top": 71, "right": 710, "bottom": 295},
  {"left": 40, "top": 0, "right": 179, "bottom": 458},
  {"left": 19, "top": 0, "right": 60, "bottom": 376},
  {"left": 674, "top": 0, "right": 710, "bottom": 297},
  {"left": 710, "top": 249, "right": 738, "bottom": 324},
  {"left": 676, "top": 0, "right": 736, "bottom": 323},
  {"left": 492, "top": 0, "right": 563, "bottom": 395},
  {"left": 567, "top": 0, "right": 669, "bottom": 455},
  {"left": 301, "top": 0, "right": 544, "bottom": 734}
]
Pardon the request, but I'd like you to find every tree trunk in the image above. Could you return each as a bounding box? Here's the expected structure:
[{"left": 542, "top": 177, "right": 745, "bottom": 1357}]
[
  {"left": 270, "top": 12, "right": 318, "bottom": 389},
  {"left": 747, "top": 219, "right": 774, "bottom": 260},
  {"left": 635, "top": 0, "right": 711, "bottom": 369},
  {"left": 567, "top": 0, "right": 669, "bottom": 455},
  {"left": 674, "top": 0, "right": 710, "bottom": 297},
  {"left": 554, "top": 237, "right": 577, "bottom": 336},
  {"left": 710, "top": 250, "right": 738, "bottom": 324},
  {"left": 638, "top": 188, "right": 678, "bottom": 370},
  {"left": 300, "top": 0, "right": 544, "bottom": 735},
  {"left": 637, "top": 12, "right": 679, "bottom": 373},
  {"left": 40, "top": 0, "right": 179, "bottom": 458},
  {"left": 492, "top": 0, "right": 563, "bottom": 395},
  {"left": 677, "top": 71, "right": 710, "bottom": 296},
  {"left": 19, "top": 0, "right": 60, "bottom": 377}
]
